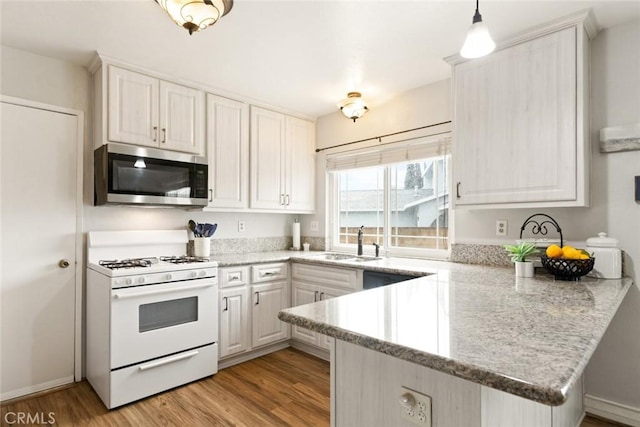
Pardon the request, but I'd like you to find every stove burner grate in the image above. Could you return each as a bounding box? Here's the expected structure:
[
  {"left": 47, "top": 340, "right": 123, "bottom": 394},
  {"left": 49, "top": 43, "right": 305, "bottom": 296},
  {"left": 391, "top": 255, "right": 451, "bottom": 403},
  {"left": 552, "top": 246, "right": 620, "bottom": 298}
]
[
  {"left": 98, "top": 258, "right": 156, "bottom": 270},
  {"left": 160, "top": 256, "right": 210, "bottom": 264}
]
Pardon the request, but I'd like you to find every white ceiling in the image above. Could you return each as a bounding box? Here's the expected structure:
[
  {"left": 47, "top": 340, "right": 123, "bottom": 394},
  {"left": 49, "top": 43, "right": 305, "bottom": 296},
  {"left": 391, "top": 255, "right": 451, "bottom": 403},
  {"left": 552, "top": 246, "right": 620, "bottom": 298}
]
[{"left": 1, "top": 1, "right": 639, "bottom": 118}]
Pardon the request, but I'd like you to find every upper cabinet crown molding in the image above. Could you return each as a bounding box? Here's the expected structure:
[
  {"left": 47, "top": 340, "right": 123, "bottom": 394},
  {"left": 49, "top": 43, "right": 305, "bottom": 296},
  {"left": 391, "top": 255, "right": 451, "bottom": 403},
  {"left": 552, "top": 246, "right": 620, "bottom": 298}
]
[{"left": 446, "top": 10, "right": 594, "bottom": 209}]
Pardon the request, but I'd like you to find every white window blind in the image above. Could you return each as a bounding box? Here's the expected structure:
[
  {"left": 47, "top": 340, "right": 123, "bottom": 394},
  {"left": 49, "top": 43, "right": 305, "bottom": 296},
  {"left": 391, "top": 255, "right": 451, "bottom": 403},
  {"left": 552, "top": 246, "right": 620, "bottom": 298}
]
[{"left": 325, "top": 133, "right": 451, "bottom": 171}]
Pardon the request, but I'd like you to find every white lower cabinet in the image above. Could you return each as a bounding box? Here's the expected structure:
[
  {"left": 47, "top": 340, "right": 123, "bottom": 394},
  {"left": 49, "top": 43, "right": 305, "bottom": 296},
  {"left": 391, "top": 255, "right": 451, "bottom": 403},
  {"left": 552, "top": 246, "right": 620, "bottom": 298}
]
[
  {"left": 219, "top": 286, "right": 250, "bottom": 359},
  {"left": 251, "top": 280, "right": 290, "bottom": 348},
  {"left": 290, "top": 263, "right": 358, "bottom": 352},
  {"left": 291, "top": 280, "right": 349, "bottom": 349},
  {"left": 218, "top": 264, "right": 290, "bottom": 363}
]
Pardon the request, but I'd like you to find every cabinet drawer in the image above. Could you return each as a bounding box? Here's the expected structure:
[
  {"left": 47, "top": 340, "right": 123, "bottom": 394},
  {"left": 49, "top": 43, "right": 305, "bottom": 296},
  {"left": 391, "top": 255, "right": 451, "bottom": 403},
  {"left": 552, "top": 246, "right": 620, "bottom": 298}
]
[
  {"left": 219, "top": 266, "right": 250, "bottom": 288},
  {"left": 251, "top": 263, "right": 288, "bottom": 283},
  {"left": 109, "top": 343, "right": 217, "bottom": 408},
  {"left": 291, "top": 263, "right": 358, "bottom": 290}
]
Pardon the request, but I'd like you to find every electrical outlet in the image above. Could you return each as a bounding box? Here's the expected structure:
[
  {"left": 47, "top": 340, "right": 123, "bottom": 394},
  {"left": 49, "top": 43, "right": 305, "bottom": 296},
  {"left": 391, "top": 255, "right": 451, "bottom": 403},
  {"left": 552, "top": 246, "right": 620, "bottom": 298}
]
[
  {"left": 238, "top": 221, "right": 245, "bottom": 232},
  {"left": 310, "top": 220, "right": 319, "bottom": 232},
  {"left": 399, "top": 386, "right": 432, "bottom": 426},
  {"left": 496, "top": 219, "right": 507, "bottom": 236}
]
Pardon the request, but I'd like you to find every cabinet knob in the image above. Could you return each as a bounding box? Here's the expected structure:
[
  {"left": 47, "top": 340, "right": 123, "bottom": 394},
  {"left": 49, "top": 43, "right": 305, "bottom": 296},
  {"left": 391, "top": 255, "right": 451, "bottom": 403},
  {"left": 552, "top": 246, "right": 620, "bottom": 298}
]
[{"left": 58, "top": 259, "right": 70, "bottom": 269}]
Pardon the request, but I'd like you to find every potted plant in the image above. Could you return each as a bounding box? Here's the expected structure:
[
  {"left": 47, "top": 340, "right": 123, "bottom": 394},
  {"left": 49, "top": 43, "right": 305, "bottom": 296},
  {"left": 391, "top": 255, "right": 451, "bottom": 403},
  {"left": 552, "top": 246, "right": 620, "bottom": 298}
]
[{"left": 503, "top": 242, "right": 538, "bottom": 278}]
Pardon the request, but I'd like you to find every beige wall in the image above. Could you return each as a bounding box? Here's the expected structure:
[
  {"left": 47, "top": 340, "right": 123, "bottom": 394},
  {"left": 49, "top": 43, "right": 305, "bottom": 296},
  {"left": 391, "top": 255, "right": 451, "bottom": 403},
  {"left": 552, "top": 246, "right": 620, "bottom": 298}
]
[
  {"left": 0, "top": 45, "right": 296, "bottom": 239},
  {"left": 305, "top": 78, "right": 451, "bottom": 238}
]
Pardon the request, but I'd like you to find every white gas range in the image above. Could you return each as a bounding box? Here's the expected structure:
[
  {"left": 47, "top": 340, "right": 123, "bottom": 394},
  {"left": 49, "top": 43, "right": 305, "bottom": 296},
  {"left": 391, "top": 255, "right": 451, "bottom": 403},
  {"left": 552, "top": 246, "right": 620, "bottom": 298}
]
[{"left": 86, "top": 230, "right": 219, "bottom": 409}]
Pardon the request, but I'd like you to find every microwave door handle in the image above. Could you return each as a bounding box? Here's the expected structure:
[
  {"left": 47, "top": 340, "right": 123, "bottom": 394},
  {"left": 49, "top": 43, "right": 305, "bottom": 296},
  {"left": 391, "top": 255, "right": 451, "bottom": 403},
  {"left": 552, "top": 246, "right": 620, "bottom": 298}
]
[{"left": 114, "top": 283, "right": 213, "bottom": 300}]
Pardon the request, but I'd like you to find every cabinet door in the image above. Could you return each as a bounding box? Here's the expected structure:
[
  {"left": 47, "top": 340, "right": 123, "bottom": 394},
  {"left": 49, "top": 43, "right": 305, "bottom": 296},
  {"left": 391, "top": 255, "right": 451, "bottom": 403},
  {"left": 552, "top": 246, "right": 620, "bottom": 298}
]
[
  {"left": 317, "top": 287, "right": 349, "bottom": 350},
  {"left": 219, "top": 287, "right": 250, "bottom": 359},
  {"left": 206, "top": 94, "right": 249, "bottom": 208},
  {"left": 251, "top": 281, "right": 289, "bottom": 348},
  {"left": 108, "top": 66, "right": 158, "bottom": 147},
  {"left": 285, "top": 116, "right": 315, "bottom": 212},
  {"left": 159, "top": 80, "right": 204, "bottom": 154},
  {"left": 250, "top": 107, "right": 286, "bottom": 210},
  {"left": 290, "top": 281, "right": 320, "bottom": 345},
  {"left": 454, "top": 27, "right": 577, "bottom": 206}
]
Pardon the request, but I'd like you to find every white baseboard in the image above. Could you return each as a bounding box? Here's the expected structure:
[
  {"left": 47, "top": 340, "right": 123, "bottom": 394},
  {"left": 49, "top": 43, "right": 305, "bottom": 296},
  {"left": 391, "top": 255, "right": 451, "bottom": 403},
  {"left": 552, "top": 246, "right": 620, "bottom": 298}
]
[
  {"left": 1, "top": 376, "right": 74, "bottom": 402},
  {"left": 585, "top": 394, "right": 640, "bottom": 426}
]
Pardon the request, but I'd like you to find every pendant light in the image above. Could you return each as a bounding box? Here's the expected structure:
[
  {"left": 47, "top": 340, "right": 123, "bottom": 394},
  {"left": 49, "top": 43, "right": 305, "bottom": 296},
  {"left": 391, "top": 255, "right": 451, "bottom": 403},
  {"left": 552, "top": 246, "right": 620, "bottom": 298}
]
[
  {"left": 338, "top": 92, "right": 369, "bottom": 122},
  {"left": 460, "top": 0, "right": 495, "bottom": 59},
  {"left": 155, "top": 0, "right": 234, "bottom": 35}
]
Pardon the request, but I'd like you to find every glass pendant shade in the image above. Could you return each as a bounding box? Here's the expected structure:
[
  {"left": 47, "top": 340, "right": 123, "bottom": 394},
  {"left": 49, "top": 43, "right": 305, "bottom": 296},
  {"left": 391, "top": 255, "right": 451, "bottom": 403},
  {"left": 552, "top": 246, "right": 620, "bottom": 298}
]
[
  {"left": 155, "top": 0, "right": 233, "bottom": 35},
  {"left": 338, "top": 92, "right": 368, "bottom": 122},
  {"left": 460, "top": 2, "right": 495, "bottom": 59}
]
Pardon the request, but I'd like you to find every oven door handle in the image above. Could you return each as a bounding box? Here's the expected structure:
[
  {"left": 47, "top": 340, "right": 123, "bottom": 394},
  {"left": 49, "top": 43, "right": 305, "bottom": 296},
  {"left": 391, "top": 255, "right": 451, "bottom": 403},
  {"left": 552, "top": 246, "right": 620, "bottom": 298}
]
[
  {"left": 113, "top": 283, "right": 214, "bottom": 300},
  {"left": 138, "top": 350, "right": 199, "bottom": 371}
]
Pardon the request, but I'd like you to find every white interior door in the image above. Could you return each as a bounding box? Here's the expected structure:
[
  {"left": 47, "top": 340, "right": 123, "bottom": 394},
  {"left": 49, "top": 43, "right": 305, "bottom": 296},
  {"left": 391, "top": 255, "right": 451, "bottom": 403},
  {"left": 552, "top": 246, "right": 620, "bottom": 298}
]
[{"left": 1, "top": 99, "right": 81, "bottom": 400}]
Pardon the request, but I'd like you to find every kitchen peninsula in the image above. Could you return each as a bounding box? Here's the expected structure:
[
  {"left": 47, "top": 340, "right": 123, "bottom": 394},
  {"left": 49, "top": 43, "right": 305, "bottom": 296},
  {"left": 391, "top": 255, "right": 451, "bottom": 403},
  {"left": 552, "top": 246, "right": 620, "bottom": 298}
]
[{"left": 278, "top": 261, "right": 632, "bottom": 427}]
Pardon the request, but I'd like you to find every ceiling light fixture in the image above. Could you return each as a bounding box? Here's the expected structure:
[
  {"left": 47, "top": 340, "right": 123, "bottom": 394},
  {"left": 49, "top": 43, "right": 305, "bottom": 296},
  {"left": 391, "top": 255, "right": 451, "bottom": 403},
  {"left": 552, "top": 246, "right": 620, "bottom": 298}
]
[
  {"left": 155, "top": 0, "right": 233, "bottom": 35},
  {"left": 460, "top": 0, "right": 496, "bottom": 59},
  {"left": 338, "top": 92, "right": 368, "bottom": 123}
]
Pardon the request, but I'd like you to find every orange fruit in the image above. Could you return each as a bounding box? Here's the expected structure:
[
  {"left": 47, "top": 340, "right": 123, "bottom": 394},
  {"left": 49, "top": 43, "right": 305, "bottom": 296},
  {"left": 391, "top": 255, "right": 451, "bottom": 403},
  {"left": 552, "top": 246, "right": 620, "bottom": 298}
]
[
  {"left": 546, "top": 244, "right": 563, "bottom": 258},
  {"left": 563, "top": 247, "right": 581, "bottom": 260}
]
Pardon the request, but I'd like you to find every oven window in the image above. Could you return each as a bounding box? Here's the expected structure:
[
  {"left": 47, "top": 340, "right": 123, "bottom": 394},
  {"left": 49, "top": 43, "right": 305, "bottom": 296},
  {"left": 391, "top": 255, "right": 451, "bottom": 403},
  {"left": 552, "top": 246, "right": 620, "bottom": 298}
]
[{"left": 139, "top": 297, "right": 198, "bottom": 333}]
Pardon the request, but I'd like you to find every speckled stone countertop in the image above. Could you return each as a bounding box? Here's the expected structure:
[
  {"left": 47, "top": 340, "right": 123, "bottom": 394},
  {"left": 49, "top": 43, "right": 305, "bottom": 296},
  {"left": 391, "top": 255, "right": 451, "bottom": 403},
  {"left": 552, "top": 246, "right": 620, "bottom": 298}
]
[{"left": 278, "top": 262, "right": 632, "bottom": 406}]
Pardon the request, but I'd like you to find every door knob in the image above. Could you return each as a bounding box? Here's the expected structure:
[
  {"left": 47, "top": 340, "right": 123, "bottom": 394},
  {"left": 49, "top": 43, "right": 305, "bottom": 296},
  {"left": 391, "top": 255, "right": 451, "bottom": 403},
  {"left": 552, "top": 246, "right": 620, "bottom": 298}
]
[{"left": 59, "top": 259, "right": 71, "bottom": 268}]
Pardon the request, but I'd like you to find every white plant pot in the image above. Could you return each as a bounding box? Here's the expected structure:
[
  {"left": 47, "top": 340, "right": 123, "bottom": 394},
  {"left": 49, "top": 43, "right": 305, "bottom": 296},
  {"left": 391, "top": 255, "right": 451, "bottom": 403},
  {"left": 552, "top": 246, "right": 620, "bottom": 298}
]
[
  {"left": 515, "top": 261, "right": 534, "bottom": 278},
  {"left": 194, "top": 237, "right": 211, "bottom": 258}
]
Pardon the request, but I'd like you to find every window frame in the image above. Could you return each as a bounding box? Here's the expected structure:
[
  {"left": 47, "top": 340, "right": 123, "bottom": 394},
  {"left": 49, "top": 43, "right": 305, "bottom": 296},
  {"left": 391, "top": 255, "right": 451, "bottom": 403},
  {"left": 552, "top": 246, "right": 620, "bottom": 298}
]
[{"left": 328, "top": 155, "right": 452, "bottom": 260}]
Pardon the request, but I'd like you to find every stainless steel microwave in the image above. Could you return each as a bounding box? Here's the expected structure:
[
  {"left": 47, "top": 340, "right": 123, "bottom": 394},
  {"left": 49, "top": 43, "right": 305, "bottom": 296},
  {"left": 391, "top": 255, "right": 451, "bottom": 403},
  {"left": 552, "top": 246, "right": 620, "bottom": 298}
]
[{"left": 94, "top": 143, "right": 208, "bottom": 207}]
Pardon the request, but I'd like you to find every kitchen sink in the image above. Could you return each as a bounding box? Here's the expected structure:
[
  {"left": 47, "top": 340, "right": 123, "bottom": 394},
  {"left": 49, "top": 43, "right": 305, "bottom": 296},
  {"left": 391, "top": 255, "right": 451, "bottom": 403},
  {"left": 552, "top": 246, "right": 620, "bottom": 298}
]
[
  {"left": 314, "top": 253, "right": 357, "bottom": 261},
  {"left": 350, "top": 256, "right": 384, "bottom": 262}
]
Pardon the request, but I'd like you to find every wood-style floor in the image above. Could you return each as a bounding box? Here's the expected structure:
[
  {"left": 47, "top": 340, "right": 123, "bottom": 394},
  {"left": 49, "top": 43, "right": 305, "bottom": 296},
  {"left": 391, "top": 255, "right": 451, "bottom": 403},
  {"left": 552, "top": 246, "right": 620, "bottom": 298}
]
[{"left": 0, "top": 347, "right": 626, "bottom": 426}]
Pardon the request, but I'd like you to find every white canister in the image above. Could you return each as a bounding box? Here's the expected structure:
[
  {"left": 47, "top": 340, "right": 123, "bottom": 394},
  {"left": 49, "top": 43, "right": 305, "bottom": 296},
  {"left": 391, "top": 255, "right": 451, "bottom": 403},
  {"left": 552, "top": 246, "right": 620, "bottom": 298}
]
[
  {"left": 194, "top": 237, "right": 211, "bottom": 258},
  {"left": 586, "top": 232, "right": 622, "bottom": 279}
]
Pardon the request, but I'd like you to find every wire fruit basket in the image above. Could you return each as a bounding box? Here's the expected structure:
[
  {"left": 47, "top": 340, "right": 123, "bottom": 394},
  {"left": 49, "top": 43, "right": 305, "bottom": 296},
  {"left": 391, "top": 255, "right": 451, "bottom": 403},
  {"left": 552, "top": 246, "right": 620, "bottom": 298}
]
[{"left": 540, "top": 255, "right": 595, "bottom": 281}]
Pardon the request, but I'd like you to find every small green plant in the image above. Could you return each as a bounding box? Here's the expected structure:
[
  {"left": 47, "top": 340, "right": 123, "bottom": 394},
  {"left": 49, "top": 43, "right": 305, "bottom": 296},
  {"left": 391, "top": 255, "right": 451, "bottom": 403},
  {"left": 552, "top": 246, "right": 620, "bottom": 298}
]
[{"left": 503, "top": 242, "right": 539, "bottom": 263}]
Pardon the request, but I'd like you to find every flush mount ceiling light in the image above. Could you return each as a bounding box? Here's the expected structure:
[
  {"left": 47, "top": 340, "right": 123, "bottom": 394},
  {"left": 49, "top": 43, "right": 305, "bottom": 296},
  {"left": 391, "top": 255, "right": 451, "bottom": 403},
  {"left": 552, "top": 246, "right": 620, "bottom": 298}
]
[
  {"left": 460, "top": 0, "right": 496, "bottom": 59},
  {"left": 155, "top": 0, "right": 233, "bottom": 35},
  {"left": 338, "top": 92, "right": 368, "bottom": 123}
]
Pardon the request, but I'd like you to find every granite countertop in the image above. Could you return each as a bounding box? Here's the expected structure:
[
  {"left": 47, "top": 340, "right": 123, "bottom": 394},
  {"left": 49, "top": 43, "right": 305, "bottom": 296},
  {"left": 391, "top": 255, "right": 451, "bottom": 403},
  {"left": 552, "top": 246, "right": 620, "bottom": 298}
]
[{"left": 278, "top": 262, "right": 633, "bottom": 406}]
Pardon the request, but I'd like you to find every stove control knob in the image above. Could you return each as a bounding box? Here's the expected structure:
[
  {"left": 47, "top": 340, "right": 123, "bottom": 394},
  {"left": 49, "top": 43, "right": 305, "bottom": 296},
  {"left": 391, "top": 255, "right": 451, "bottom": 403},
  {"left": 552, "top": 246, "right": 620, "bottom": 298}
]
[
  {"left": 199, "top": 270, "right": 207, "bottom": 277},
  {"left": 165, "top": 274, "right": 172, "bottom": 281},
  {"left": 126, "top": 278, "right": 133, "bottom": 285},
  {"left": 138, "top": 277, "right": 146, "bottom": 284},
  {"left": 190, "top": 271, "right": 198, "bottom": 278}
]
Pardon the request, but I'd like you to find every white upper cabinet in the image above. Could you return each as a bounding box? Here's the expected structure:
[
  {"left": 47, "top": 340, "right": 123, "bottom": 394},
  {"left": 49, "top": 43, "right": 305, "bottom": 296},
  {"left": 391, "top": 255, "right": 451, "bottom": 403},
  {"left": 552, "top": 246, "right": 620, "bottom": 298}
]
[
  {"left": 250, "top": 106, "right": 315, "bottom": 212},
  {"left": 285, "top": 116, "right": 316, "bottom": 211},
  {"left": 206, "top": 94, "right": 249, "bottom": 209},
  {"left": 108, "top": 67, "right": 158, "bottom": 147},
  {"left": 159, "top": 80, "right": 204, "bottom": 154},
  {"left": 447, "top": 11, "right": 596, "bottom": 208},
  {"left": 101, "top": 64, "right": 204, "bottom": 154}
]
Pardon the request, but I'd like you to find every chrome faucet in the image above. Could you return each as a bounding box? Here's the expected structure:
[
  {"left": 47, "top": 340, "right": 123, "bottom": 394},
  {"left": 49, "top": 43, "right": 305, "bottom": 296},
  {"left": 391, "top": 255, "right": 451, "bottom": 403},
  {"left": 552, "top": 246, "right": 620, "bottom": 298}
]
[{"left": 357, "top": 225, "right": 364, "bottom": 256}]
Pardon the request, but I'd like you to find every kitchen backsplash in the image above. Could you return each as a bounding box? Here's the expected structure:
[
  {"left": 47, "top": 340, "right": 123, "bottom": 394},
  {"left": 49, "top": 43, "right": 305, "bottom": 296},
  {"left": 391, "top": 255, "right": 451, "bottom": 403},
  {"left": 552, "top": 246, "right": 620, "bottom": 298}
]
[
  {"left": 450, "top": 243, "right": 513, "bottom": 266},
  {"left": 187, "top": 236, "right": 326, "bottom": 256}
]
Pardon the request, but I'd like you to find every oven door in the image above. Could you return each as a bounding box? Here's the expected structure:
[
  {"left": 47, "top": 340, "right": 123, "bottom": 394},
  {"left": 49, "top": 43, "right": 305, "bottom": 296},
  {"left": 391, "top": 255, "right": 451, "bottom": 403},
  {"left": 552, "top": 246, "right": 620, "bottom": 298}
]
[{"left": 110, "top": 278, "right": 218, "bottom": 369}]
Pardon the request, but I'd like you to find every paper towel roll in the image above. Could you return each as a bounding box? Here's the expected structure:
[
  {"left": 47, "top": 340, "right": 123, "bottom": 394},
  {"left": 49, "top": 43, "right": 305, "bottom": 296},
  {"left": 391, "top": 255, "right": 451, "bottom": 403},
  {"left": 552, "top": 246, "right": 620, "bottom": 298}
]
[{"left": 292, "top": 222, "right": 301, "bottom": 250}]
